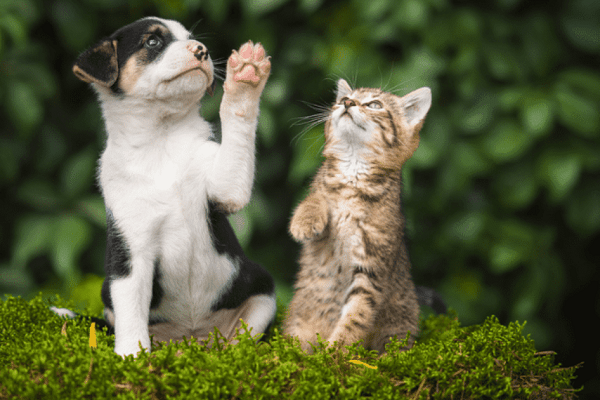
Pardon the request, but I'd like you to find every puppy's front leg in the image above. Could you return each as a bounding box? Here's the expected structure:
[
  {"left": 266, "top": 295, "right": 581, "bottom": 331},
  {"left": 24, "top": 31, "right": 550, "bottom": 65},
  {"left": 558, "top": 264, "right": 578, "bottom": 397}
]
[
  {"left": 207, "top": 42, "right": 271, "bottom": 213},
  {"left": 110, "top": 255, "right": 154, "bottom": 357}
]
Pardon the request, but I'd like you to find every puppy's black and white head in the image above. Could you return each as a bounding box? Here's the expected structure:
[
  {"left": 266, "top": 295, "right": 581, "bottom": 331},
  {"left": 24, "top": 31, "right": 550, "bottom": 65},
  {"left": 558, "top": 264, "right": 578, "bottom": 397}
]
[{"left": 73, "top": 17, "right": 215, "bottom": 101}]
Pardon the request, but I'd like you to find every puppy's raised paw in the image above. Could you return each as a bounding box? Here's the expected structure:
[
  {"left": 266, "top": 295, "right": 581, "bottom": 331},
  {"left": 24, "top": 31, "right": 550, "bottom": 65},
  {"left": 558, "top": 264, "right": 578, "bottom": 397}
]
[{"left": 225, "top": 41, "right": 271, "bottom": 95}]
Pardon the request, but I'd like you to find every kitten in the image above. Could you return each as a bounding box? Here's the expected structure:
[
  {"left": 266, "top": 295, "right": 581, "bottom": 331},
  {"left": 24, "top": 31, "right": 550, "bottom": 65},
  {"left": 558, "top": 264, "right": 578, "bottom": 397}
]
[{"left": 283, "top": 79, "right": 432, "bottom": 353}]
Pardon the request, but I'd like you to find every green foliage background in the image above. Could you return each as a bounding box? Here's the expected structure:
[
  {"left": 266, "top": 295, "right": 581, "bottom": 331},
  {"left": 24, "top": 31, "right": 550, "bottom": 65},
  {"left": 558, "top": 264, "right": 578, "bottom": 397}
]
[{"left": 1, "top": 0, "right": 598, "bottom": 396}]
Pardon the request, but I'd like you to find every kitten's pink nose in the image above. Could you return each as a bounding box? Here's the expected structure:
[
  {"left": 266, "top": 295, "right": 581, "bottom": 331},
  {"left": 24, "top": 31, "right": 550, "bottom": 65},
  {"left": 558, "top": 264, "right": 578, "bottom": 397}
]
[{"left": 344, "top": 99, "right": 356, "bottom": 109}]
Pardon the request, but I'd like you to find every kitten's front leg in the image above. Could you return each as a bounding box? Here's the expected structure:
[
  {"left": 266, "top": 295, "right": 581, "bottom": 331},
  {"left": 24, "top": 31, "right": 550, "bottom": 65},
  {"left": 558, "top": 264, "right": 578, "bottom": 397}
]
[
  {"left": 290, "top": 193, "right": 329, "bottom": 241},
  {"left": 326, "top": 266, "right": 383, "bottom": 349},
  {"left": 207, "top": 42, "right": 271, "bottom": 213}
]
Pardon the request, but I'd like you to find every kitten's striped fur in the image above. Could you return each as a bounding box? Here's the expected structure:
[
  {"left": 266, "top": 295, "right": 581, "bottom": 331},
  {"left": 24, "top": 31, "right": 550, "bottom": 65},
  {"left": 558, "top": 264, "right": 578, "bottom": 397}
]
[{"left": 284, "top": 79, "right": 432, "bottom": 353}]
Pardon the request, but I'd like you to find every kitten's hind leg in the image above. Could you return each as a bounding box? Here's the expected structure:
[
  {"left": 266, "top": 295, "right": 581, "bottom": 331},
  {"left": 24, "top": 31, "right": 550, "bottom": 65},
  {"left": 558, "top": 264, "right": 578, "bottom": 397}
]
[
  {"left": 283, "top": 322, "right": 320, "bottom": 354},
  {"left": 326, "top": 266, "right": 383, "bottom": 349}
]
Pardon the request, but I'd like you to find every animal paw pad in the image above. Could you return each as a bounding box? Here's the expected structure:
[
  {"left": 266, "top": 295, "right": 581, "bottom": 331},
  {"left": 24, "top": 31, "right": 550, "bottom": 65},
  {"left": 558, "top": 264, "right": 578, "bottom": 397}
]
[{"left": 228, "top": 41, "right": 271, "bottom": 86}]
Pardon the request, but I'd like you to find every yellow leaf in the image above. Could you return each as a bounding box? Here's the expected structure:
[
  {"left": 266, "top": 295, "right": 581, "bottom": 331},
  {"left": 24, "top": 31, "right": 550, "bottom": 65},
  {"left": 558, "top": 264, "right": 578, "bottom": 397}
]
[
  {"left": 89, "top": 322, "right": 97, "bottom": 348},
  {"left": 61, "top": 321, "right": 68, "bottom": 337},
  {"left": 349, "top": 359, "right": 377, "bottom": 369}
]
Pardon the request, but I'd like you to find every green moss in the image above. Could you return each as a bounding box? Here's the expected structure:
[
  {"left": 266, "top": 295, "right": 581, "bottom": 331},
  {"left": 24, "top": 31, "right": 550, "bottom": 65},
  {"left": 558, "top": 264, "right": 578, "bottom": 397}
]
[{"left": 0, "top": 295, "right": 581, "bottom": 399}]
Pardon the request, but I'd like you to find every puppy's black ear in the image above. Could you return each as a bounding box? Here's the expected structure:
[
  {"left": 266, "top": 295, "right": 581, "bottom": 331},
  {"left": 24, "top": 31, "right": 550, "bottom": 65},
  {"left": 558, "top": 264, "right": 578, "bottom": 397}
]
[{"left": 73, "top": 39, "right": 118, "bottom": 87}]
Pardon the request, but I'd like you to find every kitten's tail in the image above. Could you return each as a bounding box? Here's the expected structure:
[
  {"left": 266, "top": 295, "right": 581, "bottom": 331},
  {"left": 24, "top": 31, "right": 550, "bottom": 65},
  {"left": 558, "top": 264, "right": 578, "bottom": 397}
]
[
  {"left": 50, "top": 306, "right": 113, "bottom": 334},
  {"left": 415, "top": 286, "right": 447, "bottom": 314}
]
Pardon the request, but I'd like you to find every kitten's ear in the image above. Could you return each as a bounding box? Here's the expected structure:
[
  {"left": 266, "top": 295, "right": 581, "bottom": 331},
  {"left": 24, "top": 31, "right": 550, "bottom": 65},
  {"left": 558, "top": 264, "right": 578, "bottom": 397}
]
[
  {"left": 73, "top": 39, "right": 119, "bottom": 87},
  {"left": 335, "top": 79, "right": 353, "bottom": 102},
  {"left": 400, "top": 87, "right": 432, "bottom": 129}
]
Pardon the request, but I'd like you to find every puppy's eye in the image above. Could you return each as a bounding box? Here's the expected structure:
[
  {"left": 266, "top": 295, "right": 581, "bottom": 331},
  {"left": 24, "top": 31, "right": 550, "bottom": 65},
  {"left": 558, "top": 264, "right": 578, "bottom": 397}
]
[
  {"left": 367, "top": 101, "right": 383, "bottom": 110},
  {"left": 145, "top": 35, "right": 162, "bottom": 49}
]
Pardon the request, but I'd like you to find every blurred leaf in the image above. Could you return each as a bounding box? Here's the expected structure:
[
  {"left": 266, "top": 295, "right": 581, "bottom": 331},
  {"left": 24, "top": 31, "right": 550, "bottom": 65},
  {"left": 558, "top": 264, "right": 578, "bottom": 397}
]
[
  {"left": 482, "top": 119, "right": 533, "bottom": 163},
  {"left": 202, "top": 0, "right": 231, "bottom": 23},
  {"left": 5, "top": 80, "right": 43, "bottom": 136},
  {"left": 0, "top": 13, "right": 27, "bottom": 47},
  {"left": 0, "top": 138, "right": 23, "bottom": 183},
  {"left": 492, "top": 162, "right": 537, "bottom": 209},
  {"left": 489, "top": 243, "right": 522, "bottom": 273},
  {"left": 565, "top": 182, "right": 600, "bottom": 236},
  {"left": 0, "top": 264, "right": 33, "bottom": 293},
  {"left": 50, "top": 215, "right": 91, "bottom": 281},
  {"left": 50, "top": 0, "right": 97, "bottom": 52},
  {"left": 22, "top": 63, "right": 57, "bottom": 100},
  {"left": 17, "top": 179, "right": 62, "bottom": 211},
  {"left": 558, "top": 69, "right": 600, "bottom": 101},
  {"left": 450, "top": 270, "right": 483, "bottom": 302},
  {"left": 411, "top": 134, "right": 439, "bottom": 168},
  {"left": 488, "top": 220, "right": 536, "bottom": 274},
  {"left": 392, "top": 0, "right": 429, "bottom": 31},
  {"left": 519, "top": 94, "right": 554, "bottom": 137},
  {"left": 298, "top": 0, "right": 324, "bottom": 14},
  {"left": 390, "top": 47, "right": 444, "bottom": 90},
  {"left": 446, "top": 211, "right": 486, "bottom": 247},
  {"left": 495, "top": 0, "right": 522, "bottom": 12},
  {"left": 536, "top": 149, "right": 582, "bottom": 202},
  {"left": 412, "top": 111, "right": 450, "bottom": 169},
  {"left": 76, "top": 195, "right": 106, "bottom": 228},
  {"left": 11, "top": 215, "right": 54, "bottom": 268},
  {"left": 288, "top": 126, "right": 324, "bottom": 185},
  {"left": 458, "top": 95, "right": 495, "bottom": 134},
  {"left": 263, "top": 79, "right": 288, "bottom": 105},
  {"left": 34, "top": 127, "right": 68, "bottom": 174},
  {"left": 81, "top": 0, "right": 125, "bottom": 10},
  {"left": 554, "top": 81, "right": 600, "bottom": 137},
  {"left": 258, "top": 107, "right": 276, "bottom": 148},
  {"left": 60, "top": 148, "right": 97, "bottom": 200},
  {"left": 560, "top": 0, "right": 600, "bottom": 53},
  {"left": 242, "top": 0, "right": 289, "bottom": 17},
  {"left": 484, "top": 42, "right": 524, "bottom": 81},
  {"left": 451, "top": 141, "right": 491, "bottom": 176}
]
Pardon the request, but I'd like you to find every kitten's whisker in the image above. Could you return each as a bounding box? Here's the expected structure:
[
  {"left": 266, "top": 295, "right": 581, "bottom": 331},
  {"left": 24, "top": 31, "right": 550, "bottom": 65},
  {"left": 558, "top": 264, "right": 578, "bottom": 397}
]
[
  {"left": 290, "top": 115, "right": 329, "bottom": 146},
  {"left": 384, "top": 77, "right": 419, "bottom": 95}
]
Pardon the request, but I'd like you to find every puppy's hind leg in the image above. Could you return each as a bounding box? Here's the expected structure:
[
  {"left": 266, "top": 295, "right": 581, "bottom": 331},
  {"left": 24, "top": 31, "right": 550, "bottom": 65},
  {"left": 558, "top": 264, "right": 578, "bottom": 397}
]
[
  {"left": 236, "top": 293, "right": 277, "bottom": 339},
  {"left": 208, "top": 293, "right": 276, "bottom": 343}
]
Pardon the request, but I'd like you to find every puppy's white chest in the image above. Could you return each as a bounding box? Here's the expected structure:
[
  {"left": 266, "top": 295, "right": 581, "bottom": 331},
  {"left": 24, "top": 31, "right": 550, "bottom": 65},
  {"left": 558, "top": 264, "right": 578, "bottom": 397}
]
[{"left": 142, "top": 149, "right": 184, "bottom": 191}]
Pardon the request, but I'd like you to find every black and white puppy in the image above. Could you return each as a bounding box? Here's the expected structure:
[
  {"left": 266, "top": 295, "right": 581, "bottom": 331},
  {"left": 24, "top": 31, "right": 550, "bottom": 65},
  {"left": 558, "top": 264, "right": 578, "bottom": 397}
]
[{"left": 69, "top": 17, "right": 276, "bottom": 357}]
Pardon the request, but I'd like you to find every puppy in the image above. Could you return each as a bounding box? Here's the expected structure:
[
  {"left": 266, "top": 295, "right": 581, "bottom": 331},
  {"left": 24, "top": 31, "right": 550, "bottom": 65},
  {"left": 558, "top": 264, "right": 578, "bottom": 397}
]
[{"left": 71, "top": 17, "right": 275, "bottom": 357}]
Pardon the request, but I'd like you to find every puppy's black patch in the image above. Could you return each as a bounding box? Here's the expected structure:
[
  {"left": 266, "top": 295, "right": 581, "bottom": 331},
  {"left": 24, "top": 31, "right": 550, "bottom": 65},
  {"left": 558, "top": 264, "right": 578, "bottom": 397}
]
[
  {"left": 101, "top": 208, "right": 131, "bottom": 315},
  {"left": 110, "top": 19, "right": 175, "bottom": 68},
  {"left": 208, "top": 203, "right": 275, "bottom": 311},
  {"left": 104, "top": 208, "right": 131, "bottom": 278},
  {"left": 73, "top": 18, "right": 176, "bottom": 95},
  {"left": 150, "top": 258, "right": 164, "bottom": 310},
  {"left": 73, "top": 39, "right": 118, "bottom": 87}
]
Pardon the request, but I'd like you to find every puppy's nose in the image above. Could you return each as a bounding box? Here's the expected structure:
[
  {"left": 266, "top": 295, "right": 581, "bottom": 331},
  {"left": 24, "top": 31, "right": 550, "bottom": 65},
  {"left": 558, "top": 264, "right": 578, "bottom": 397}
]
[{"left": 188, "top": 42, "right": 209, "bottom": 61}]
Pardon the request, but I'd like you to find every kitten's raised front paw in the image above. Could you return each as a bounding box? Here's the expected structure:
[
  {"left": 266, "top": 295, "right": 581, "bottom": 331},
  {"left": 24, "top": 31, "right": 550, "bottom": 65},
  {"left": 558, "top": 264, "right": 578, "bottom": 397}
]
[
  {"left": 225, "top": 41, "right": 271, "bottom": 94},
  {"left": 290, "top": 205, "right": 328, "bottom": 242}
]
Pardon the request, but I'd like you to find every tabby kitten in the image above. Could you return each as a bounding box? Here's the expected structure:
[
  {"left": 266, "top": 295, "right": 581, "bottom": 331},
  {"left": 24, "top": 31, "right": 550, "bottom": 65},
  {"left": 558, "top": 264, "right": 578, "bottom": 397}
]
[{"left": 283, "top": 79, "right": 432, "bottom": 353}]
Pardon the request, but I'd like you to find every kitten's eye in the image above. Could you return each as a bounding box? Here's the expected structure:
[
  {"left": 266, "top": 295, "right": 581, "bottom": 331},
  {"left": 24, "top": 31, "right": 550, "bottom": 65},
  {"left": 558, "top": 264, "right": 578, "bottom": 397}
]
[
  {"left": 338, "top": 97, "right": 349, "bottom": 104},
  {"left": 367, "top": 101, "right": 383, "bottom": 110},
  {"left": 145, "top": 35, "right": 162, "bottom": 49}
]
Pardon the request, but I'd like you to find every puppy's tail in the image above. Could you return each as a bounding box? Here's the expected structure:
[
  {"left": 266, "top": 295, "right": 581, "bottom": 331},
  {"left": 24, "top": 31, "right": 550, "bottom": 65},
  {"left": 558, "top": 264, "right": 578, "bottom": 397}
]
[{"left": 50, "top": 306, "right": 113, "bottom": 334}]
